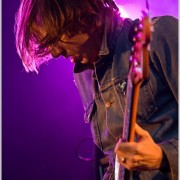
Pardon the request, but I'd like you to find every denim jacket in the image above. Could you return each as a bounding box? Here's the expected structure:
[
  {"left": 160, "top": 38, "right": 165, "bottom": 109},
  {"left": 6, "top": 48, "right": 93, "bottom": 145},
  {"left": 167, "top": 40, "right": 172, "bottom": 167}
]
[{"left": 74, "top": 15, "right": 178, "bottom": 180}]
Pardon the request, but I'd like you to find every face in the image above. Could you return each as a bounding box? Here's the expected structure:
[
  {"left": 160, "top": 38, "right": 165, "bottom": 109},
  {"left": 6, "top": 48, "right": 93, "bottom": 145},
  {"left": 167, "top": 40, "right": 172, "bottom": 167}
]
[
  {"left": 50, "top": 31, "right": 103, "bottom": 64},
  {"left": 32, "top": 21, "right": 103, "bottom": 64}
]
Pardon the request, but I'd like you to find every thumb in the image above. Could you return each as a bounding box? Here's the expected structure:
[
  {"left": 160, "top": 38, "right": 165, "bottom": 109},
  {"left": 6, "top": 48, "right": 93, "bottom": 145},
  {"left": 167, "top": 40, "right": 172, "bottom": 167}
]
[{"left": 135, "top": 123, "right": 149, "bottom": 141}]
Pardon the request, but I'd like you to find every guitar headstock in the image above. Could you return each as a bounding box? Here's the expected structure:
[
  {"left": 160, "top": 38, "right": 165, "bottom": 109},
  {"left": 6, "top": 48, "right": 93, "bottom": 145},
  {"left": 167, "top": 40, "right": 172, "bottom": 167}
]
[{"left": 130, "top": 9, "right": 153, "bottom": 84}]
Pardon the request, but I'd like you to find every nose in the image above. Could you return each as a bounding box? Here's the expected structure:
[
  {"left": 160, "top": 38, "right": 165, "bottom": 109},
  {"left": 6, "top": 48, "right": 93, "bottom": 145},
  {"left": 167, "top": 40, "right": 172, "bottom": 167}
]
[{"left": 49, "top": 46, "right": 62, "bottom": 58}]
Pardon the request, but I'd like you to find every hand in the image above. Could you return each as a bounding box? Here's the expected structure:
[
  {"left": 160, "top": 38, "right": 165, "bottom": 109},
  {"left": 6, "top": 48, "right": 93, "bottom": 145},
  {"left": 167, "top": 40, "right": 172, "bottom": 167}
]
[{"left": 114, "top": 123, "right": 163, "bottom": 171}]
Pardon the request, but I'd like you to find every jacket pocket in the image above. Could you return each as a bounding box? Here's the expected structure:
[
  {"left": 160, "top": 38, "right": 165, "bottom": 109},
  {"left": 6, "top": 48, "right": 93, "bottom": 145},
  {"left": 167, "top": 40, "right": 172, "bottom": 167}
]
[{"left": 115, "top": 77, "right": 158, "bottom": 122}]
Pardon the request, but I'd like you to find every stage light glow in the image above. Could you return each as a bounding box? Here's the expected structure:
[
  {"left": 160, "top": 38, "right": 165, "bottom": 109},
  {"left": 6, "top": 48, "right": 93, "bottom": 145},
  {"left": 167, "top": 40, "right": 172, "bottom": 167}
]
[
  {"left": 117, "top": 3, "right": 144, "bottom": 19},
  {"left": 117, "top": 5, "right": 129, "bottom": 18}
]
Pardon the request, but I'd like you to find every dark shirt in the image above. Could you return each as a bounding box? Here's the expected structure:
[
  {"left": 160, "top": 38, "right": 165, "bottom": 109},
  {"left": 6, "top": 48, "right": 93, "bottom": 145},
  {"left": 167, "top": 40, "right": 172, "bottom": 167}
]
[{"left": 74, "top": 14, "right": 178, "bottom": 180}]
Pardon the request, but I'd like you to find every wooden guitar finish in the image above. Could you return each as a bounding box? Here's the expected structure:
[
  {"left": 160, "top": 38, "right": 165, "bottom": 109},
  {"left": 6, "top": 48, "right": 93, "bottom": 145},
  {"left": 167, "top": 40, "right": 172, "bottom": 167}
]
[{"left": 115, "top": 4, "right": 152, "bottom": 180}]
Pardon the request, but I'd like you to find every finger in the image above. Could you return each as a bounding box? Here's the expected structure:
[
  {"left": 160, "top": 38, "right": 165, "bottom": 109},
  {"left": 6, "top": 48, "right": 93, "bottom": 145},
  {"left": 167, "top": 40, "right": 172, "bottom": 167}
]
[
  {"left": 114, "top": 138, "right": 125, "bottom": 153},
  {"left": 115, "top": 142, "right": 139, "bottom": 157},
  {"left": 114, "top": 139, "right": 121, "bottom": 153},
  {"left": 120, "top": 157, "right": 145, "bottom": 170}
]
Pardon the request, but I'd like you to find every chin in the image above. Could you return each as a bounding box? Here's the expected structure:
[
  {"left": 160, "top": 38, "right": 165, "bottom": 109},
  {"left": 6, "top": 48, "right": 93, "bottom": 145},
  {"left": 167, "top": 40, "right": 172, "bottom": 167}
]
[{"left": 80, "top": 57, "right": 88, "bottom": 64}]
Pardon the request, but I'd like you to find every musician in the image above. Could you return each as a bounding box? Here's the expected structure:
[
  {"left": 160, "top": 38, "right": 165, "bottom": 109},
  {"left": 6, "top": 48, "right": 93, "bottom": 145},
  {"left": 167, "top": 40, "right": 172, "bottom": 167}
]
[{"left": 14, "top": 0, "right": 178, "bottom": 179}]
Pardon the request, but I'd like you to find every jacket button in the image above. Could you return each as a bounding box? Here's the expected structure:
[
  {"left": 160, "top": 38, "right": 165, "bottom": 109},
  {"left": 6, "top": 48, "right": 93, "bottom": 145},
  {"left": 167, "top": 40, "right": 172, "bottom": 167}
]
[{"left": 105, "top": 101, "right": 111, "bottom": 108}]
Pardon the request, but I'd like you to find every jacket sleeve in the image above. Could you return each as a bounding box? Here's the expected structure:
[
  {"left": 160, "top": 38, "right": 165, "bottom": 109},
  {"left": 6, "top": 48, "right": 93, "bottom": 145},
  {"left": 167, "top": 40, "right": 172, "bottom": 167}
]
[
  {"left": 150, "top": 16, "right": 178, "bottom": 180},
  {"left": 150, "top": 16, "right": 178, "bottom": 101}
]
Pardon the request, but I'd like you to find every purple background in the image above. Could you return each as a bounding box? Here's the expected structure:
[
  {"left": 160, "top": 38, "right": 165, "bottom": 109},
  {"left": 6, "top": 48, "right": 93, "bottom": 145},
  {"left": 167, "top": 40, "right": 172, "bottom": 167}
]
[{"left": 2, "top": 0, "right": 178, "bottom": 180}]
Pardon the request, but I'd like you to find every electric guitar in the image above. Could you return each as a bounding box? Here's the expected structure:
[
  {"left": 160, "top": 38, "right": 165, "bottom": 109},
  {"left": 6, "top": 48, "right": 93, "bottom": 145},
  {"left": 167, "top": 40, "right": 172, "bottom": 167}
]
[{"left": 115, "top": 4, "right": 153, "bottom": 180}]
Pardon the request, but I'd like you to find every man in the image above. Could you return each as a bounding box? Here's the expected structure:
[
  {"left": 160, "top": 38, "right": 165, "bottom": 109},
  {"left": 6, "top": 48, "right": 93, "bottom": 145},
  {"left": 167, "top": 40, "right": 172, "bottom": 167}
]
[{"left": 14, "top": 0, "right": 178, "bottom": 179}]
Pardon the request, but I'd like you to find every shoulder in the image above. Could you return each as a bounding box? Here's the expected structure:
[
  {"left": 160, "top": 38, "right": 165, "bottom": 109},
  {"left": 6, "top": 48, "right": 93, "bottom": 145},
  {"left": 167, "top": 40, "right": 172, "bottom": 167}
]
[
  {"left": 152, "top": 15, "right": 178, "bottom": 25},
  {"left": 150, "top": 16, "right": 178, "bottom": 47},
  {"left": 151, "top": 16, "right": 178, "bottom": 36}
]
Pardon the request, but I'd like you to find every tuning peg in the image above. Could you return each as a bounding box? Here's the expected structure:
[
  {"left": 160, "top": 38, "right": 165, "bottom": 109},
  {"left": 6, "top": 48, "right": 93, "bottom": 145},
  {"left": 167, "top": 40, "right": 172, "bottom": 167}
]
[{"left": 139, "top": 23, "right": 143, "bottom": 30}]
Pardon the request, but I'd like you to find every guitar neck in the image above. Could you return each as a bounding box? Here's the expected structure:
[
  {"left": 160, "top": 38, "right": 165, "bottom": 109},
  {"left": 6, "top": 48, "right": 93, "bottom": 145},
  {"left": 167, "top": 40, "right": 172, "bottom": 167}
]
[
  {"left": 115, "top": 6, "right": 152, "bottom": 179},
  {"left": 122, "top": 67, "right": 143, "bottom": 143}
]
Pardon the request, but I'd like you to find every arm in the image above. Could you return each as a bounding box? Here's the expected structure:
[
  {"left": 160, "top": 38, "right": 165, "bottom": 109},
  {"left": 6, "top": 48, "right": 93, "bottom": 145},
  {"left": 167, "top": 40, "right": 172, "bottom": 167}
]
[
  {"left": 150, "top": 16, "right": 178, "bottom": 101},
  {"left": 150, "top": 15, "right": 178, "bottom": 179}
]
